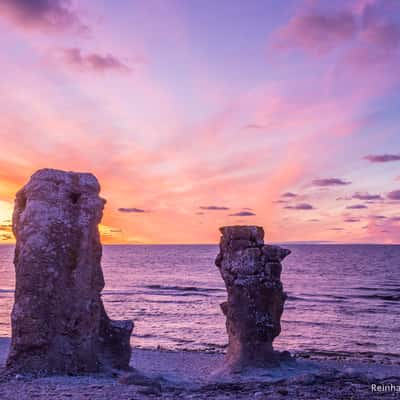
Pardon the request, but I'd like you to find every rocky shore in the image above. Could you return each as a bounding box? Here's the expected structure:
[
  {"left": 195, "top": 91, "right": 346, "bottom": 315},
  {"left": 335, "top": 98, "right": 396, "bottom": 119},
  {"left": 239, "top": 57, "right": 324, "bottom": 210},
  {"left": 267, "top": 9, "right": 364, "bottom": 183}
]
[{"left": 1, "top": 338, "right": 399, "bottom": 399}]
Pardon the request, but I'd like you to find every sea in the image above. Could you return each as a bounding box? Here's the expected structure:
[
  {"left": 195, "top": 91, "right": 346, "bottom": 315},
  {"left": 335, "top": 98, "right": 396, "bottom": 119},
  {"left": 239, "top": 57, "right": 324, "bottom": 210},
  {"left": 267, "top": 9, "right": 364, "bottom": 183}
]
[{"left": 0, "top": 244, "right": 399, "bottom": 361}]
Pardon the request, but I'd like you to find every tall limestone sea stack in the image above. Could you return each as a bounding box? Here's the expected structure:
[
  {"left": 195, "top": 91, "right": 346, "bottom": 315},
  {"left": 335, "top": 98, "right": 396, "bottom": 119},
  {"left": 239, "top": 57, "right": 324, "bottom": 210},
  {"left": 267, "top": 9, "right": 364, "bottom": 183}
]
[
  {"left": 6, "top": 169, "right": 133, "bottom": 374},
  {"left": 215, "top": 225, "right": 291, "bottom": 371}
]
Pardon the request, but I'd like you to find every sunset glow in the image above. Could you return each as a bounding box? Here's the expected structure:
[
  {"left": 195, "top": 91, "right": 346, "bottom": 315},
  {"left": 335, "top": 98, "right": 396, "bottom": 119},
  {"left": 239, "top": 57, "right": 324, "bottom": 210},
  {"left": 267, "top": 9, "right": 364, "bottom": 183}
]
[{"left": 1, "top": 0, "right": 400, "bottom": 244}]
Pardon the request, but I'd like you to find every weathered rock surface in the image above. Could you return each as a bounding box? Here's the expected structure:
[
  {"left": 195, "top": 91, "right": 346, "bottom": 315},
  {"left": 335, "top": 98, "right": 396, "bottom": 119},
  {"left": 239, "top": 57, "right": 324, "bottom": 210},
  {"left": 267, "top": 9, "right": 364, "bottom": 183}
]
[
  {"left": 6, "top": 168, "right": 133, "bottom": 374},
  {"left": 215, "top": 226, "right": 291, "bottom": 370}
]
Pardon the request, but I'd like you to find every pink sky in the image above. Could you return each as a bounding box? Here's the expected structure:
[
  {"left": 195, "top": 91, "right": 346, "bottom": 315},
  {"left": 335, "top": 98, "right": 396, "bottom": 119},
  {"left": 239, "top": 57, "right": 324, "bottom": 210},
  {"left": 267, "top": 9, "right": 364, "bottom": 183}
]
[{"left": 0, "top": 0, "right": 400, "bottom": 244}]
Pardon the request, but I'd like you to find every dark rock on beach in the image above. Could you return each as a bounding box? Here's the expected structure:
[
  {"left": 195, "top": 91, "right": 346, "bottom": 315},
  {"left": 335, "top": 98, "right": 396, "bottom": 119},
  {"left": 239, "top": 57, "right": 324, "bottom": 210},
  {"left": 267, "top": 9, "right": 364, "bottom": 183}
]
[
  {"left": 6, "top": 169, "right": 133, "bottom": 374},
  {"left": 216, "top": 225, "right": 291, "bottom": 371}
]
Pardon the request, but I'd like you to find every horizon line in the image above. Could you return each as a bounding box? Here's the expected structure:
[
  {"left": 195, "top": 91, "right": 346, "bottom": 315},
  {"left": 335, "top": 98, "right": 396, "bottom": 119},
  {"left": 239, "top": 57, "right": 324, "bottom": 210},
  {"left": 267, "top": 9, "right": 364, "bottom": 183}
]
[{"left": 1, "top": 242, "right": 400, "bottom": 246}]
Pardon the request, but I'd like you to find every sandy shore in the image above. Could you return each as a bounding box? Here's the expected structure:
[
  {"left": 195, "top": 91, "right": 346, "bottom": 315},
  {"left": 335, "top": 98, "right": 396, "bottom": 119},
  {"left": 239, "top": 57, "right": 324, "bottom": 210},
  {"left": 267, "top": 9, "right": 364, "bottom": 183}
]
[{"left": 1, "top": 338, "right": 399, "bottom": 399}]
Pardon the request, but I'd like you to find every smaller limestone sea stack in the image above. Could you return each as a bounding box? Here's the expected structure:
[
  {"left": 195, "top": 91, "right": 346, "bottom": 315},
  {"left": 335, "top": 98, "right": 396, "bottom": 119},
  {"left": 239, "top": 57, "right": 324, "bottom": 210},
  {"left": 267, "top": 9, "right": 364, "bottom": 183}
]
[
  {"left": 6, "top": 169, "right": 133, "bottom": 374},
  {"left": 215, "top": 226, "right": 291, "bottom": 371}
]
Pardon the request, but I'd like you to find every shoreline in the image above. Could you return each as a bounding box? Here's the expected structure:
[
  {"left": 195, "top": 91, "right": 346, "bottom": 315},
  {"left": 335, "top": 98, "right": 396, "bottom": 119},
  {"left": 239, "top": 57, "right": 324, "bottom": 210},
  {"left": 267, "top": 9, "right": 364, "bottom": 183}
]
[{"left": 1, "top": 338, "right": 399, "bottom": 399}]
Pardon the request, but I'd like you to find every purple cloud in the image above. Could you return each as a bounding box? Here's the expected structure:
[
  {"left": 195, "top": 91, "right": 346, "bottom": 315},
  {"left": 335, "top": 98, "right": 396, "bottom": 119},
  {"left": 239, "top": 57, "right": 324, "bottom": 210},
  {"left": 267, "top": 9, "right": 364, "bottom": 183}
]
[
  {"left": 229, "top": 211, "right": 256, "bottom": 217},
  {"left": 369, "top": 215, "right": 387, "bottom": 220},
  {"left": 118, "top": 207, "right": 146, "bottom": 213},
  {"left": 282, "top": 192, "right": 297, "bottom": 198},
  {"left": 275, "top": 11, "right": 357, "bottom": 54},
  {"left": 387, "top": 190, "right": 400, "bottom": 200},
  {"left": 361, "top": 4, "right": 400, "bottom": 52},
  {"left": 346, "top": 204, "right": 368, "bottom": 209},
  {"left": 200, "top": 206, "right": 230, "bottom": 210},
  {"left": 0, "top": 0, "right": 88, "bottom": 34},
  {"left": 336, "top": 196, "right": 352, "bottom": 201},
  {"left": 312, "top": 178, "right": 351, "bottom": 187},
  {"left": 352, "top": 192, "right": 383, "bottom": 200},
  {"left": 344, "top": 218, "right": 360, "bottom": 223},
  {"left": 364, "top": 154, "right": 400, "bottom": 163},
  {"left": 329, "top": 227, "right": 344, "bottom": 231},
  {"left": 60, "top": 48, "right": 131, "bottom": 73},
  {"left": 284, "top": 203, "right": 315, "bottom": 210}
]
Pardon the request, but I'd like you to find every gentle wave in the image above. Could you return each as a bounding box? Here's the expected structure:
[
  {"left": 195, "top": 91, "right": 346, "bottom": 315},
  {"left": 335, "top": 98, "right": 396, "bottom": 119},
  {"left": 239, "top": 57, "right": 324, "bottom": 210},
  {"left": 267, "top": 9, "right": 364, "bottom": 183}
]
[
  {"left": 143, "top": 284, "right": 224, "bottom": 293},
  {"left": 356, "top": 294, "right": 400, "bottom": 301}
]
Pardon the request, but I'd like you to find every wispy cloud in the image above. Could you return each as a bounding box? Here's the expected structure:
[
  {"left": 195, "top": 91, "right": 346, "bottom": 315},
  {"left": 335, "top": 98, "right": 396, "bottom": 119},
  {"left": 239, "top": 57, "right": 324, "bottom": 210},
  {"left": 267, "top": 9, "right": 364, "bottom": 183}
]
[
  {"left": 57, "top": 48, "right": 131, "bottom": 73},
  {"left": 312, "top": 178, "right": 351, "bottom": 187},
  {"left": 344, "top": 217, "right": 360, "bottom": 223},
  {"left": 284, "top": 203, "right": 315, "bottom": 210},
  {"left": 118, "top": 207, "right": 147, "bottom": 213},
  {"left": 0, "top": 0, "right": 88, "bottom": 34},
  {"left": 336, "top": 196, "right": 352, "bottom": 201},
  {"left": 274, "top": 11, "right": 357, "bottom": 55},
  {"left": 387, "top": 190, "right": 400, "bottom": 200},
  {"left": 369, "top": 215, "right": 387, "bottom": 220},
  {"left": 199, "top": 206, "right": 230, "bottom": 210},
  {"left": 228, "top": 211, "right": 256, "bottom": 217},
  {"left": 352, "top": 192, "right": 383, "bottom": 200},
  {"left": 364, "top": 154, "right": 400, "bottom": 163},
  {"left": 282, "top": 192, "right": 297, "bottom": 198},
  {"left": 346, "top": 204, "right": 368, "bottom": 209}
]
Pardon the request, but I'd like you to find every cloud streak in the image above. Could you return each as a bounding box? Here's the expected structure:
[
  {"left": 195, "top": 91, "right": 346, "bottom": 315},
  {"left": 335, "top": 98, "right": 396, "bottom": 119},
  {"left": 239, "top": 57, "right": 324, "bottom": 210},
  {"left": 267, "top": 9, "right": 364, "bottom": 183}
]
[
  {"left": 364, "top": 154, "right": 400, "bottom": 163},
  {"left": 0, "top": 0, "right": 88, "bottom": 34},
  {"left": 346, "top": 204, "right": 368, "bottom": 209},
  {"left": 118, "top": 208, "right": 147, "bottom": 213},
  {"left": 199, "top": 206, "right": 230, "bottom": 210},
  {"left": 228, "top": 211, "right": 256, "bottom": 217},
  {"left": 312, "top": 178, "right": 351, "bottom": 187},
  {"left": 274, "top": 11, "right": 357, "bottom": 54},
  {"left": 387, "top": 190, "right": 400, "bottom": 200},
  {"left": 58, "top": 48, "right": 131, "bottom": 73},
  {"left": 344, "top": 217, "right": 360, "bottom": 223},
  {"left": 352, "top": 192, "right": 383, "bottom": 200},
  {"left": 284, "top": 203, "right": 315, "bottom": 210},
  {"left": 282, "top": 192, "right": 297, "bottom": 198}
]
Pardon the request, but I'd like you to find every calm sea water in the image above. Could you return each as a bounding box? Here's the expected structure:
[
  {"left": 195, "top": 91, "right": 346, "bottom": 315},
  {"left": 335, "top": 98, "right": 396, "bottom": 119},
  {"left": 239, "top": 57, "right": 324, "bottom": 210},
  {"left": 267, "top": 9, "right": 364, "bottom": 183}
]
[{"left": 0, "top": 244, "right": 399, "bottom": 360}]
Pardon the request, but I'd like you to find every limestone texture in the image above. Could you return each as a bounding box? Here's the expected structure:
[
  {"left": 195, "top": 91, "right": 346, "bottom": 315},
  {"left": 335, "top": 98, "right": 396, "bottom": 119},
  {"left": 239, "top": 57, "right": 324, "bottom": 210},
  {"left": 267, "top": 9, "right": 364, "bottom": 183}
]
[
  {"left": 6, "top": 169, "right": 133, "bottom": 374},
  {"left": 215, "top": 225, "right": 291, "bottom": 370}
]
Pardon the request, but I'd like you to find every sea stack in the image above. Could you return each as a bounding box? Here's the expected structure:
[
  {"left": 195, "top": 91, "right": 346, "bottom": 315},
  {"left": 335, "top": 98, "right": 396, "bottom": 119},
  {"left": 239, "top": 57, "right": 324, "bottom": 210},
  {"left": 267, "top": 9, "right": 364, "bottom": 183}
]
[
  {"left": 6, "top": 169, "right": 133, "bottom": 374},
  {"left": 215, "top": 225, "right": 291, "bottom": 371}
]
